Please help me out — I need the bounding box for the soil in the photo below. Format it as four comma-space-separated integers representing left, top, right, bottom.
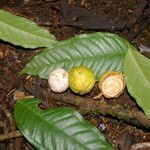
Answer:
0, 0, 150, 150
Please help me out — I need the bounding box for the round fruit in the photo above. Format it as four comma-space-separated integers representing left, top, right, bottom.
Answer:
98, 71, 125, 98
69, 66, 95, 95
48, 68, 68, 93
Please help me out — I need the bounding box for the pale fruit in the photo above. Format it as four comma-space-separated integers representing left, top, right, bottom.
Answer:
48, 68, 68, 93
98, 71, 125, 98
69, 66, 95, 95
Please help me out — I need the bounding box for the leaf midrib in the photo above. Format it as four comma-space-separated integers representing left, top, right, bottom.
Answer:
34, 50, 125, 68
0, 20, 56, 44
18, 101, 89, 150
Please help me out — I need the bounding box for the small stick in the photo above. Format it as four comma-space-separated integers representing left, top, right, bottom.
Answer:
25, 83, 150, 129
68, 0, 73, 5
0, 131, 22, 141
81, 0, 86, 6
130, 142, 150, 150
93, 93, 103, 100
48, 92, 150, 129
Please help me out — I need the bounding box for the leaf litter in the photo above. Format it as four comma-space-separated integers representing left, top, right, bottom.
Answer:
0, 0, 150, 149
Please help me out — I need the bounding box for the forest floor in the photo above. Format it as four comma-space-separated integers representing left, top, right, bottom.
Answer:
0, 0, 150, 149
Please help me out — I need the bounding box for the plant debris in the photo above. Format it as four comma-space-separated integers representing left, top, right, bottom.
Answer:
0, 0, 150, 149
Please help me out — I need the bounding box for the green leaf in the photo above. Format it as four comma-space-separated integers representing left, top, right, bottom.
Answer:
21, 32, 134, 80
14, 98, 113, 150
124, 49, 150, 118
0, 9, 56, 48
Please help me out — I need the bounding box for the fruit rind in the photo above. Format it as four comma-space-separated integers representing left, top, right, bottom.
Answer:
98, 71, 125, 98
69, 66, 95, 95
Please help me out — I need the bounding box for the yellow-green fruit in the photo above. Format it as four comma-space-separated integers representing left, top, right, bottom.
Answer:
69, 66, 95, 95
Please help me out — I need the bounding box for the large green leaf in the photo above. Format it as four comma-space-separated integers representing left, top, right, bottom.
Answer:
21, 32, 134, 80
14, 98, 113, 150
0, 9, 56, 48
124, 49, 150, 118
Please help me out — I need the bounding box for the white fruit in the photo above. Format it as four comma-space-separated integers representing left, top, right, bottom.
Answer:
48, 68, 68, 93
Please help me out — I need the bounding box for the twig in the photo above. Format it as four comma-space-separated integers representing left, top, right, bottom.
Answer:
81, 0, 86, 6
25, 83, 150, 129
0, 131, 22, 141
130, 142, 150, 150
47, 92, 150, 129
